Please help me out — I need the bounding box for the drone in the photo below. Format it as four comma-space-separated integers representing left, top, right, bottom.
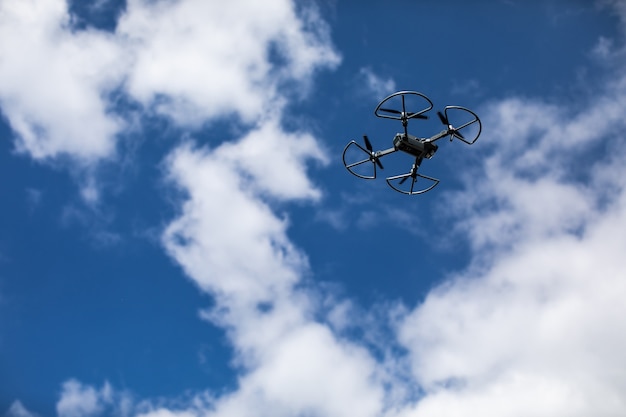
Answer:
342, 91, 482, 195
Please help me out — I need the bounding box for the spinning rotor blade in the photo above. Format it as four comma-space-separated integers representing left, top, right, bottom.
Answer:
380, 107, 401, 114
398, 173, 420, 194
438, 111, 466, 139
380, 108, 428, 119
437, 111, 449, 125
363, 135, 373, 152
363, 135, 384, 169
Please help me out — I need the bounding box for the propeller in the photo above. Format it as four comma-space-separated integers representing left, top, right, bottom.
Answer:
437, 111, 447, 125
363, 135, 384, 170
437, 111, 465, 140
380, 108, 428, 119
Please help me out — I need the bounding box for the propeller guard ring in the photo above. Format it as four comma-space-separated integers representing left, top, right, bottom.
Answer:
442, 106, 482, 144
342, 140, 378, 180
385, 172, 440, 195
374, 91, 433, 122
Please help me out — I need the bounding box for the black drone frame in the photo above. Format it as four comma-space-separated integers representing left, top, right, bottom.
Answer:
342, 91, 482, 195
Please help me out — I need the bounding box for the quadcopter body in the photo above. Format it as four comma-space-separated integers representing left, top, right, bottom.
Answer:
392, 132, 438, 159
342, 91, 482, 195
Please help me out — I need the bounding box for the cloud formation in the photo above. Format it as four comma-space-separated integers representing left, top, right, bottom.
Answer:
4, 1, 626, 417
393, 64, 626, 417
0, 0, 340, 162
155, 5, 626, 414
157, 119, 384, 417
0, 0, 125, 161
5, 401, 39, 417
118, 0, 339, 127
359, 67, 397, 99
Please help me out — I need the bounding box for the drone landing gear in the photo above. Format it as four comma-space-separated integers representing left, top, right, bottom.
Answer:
386, 157, 439, 195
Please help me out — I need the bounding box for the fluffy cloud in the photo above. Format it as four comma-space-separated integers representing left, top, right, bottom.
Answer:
359, 67, 397, 99
0, 0, 126, 161
124, 65, 626, 417
118, 0, 339, 127
161, 137, 310, 307
56, 380, 113, 417
5, 1, 626, 417
155, 60, 626, 417
5, 401, 39, 417
215, 118, 329, 201
396, 195, 626, 416
0, 0, 340, 162
394, 78, 626, 417
478, 75, 626, 176
158, 122, 383, 417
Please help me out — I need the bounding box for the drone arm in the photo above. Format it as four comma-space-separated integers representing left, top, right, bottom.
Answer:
342, 140, 398, 180
374, 147, 397, 159
343, 140, 376, 170
424, 130, 450, 143
344, 145, 396, 169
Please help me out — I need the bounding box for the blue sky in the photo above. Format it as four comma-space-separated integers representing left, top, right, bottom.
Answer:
2, 0, 626, 416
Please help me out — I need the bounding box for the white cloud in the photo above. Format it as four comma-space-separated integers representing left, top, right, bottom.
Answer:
448, 73, 626, 253
0, 0, 340, 163
5, 401, 39, 417
359, 67, 396, 99
223, 323, 382, 417
136, 410, 197, 417
7, 1, 626, 417
393, 71, 626, 417
161, 139, 310, 307
56, 380, 112, 417
591, 0, 626, 63
1, 3, 349, 414
159, 112, 383, 417
51, 379, 137, 417
20, 56, 626, 417
396, 202, 626, 415
592, 35, 616, 60
0, 0, 126, 162
216, 117, 329, 201
386, 5, 626, 413
116, 0, 339, 127
479, 77, 626, 178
